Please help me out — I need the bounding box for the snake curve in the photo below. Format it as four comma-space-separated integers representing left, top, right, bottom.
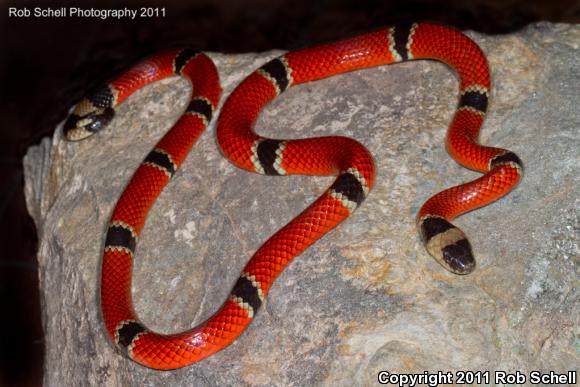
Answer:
64, 23, 522, 370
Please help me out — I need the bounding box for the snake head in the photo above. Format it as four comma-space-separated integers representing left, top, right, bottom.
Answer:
64, 85, 116, 141
439, 237, 475, 274
419, 215, 476, 275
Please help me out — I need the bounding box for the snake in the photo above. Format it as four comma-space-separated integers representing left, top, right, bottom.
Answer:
64, 22, 522, 370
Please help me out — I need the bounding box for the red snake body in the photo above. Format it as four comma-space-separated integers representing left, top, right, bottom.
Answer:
65, 23, 522, 370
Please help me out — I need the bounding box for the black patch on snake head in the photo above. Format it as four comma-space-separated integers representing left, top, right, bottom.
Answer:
442, 239, 475, 275
86, 107, 115, 133
64, 106, 115, 141
420, 216, 454, 243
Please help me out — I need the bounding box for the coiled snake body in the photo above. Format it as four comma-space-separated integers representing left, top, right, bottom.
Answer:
65, 23, 522, 370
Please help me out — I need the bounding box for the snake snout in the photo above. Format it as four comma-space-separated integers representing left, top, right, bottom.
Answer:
64, 101, 115, 141
441, 239, 475, 275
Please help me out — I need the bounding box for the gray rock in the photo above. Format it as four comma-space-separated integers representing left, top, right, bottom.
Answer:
24, 23, 579, 386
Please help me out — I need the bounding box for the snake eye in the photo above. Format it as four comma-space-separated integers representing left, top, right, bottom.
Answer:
64, 107, 115, 141
87, 108, 115, 133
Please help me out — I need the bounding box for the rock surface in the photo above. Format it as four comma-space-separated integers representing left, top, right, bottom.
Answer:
24, 23, 578, 386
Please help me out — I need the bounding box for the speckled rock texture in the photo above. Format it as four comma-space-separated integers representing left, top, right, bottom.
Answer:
24, 23, 578, 386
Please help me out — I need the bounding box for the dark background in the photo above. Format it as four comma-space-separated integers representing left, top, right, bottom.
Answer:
0, 0, 577, 385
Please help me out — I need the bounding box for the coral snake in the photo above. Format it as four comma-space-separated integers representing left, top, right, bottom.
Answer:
64, 22, 522, 370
